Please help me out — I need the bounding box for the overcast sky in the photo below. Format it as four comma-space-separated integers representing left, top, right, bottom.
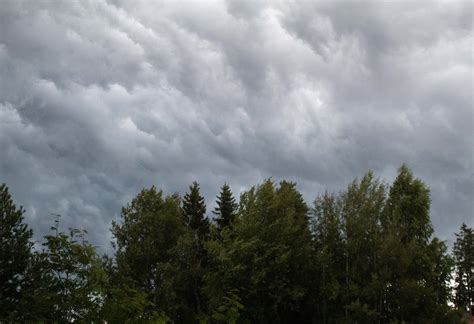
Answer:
0, 0, 472, 251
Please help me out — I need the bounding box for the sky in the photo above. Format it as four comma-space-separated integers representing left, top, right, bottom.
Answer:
0, 0, 472, 251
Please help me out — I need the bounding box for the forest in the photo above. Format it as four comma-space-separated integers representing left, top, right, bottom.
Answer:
1, 165, 473, 323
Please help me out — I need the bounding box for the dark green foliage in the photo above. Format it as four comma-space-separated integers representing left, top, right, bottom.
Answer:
311, 172, 387, 322
310, 168, 454, 323
206, 180, 314, 323
312, 192, 345, 322
182, 182, 212, 319
183, 181, 210, 241
33, 218, 106, 322
0, 184, 33, 320
112, 187, 183, 293
383, 164, 433, 244
98, 255, 170, 323
211, 289, 244, 324
340, 172, 386, 322
110, 186, 193, 320
379, 165, 453, 322
0, 166, 463, 322
213, 183, 238, 231
453, 223, 474, 311
8, 216, 107, 322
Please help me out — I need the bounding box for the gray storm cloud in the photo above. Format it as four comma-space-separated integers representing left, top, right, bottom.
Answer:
0, 0, 472, 250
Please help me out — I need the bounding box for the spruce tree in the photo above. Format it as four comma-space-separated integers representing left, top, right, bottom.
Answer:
182, 182, 210, 317
183, 182, 210, 241
453, 223, 474, 312
0, 184, 33, 320
213, 183, 237, 231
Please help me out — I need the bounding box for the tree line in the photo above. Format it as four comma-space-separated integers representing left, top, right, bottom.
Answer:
0, 165, 473, 323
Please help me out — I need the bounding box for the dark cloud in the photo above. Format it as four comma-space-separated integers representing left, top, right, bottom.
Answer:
0, 0, 472, 251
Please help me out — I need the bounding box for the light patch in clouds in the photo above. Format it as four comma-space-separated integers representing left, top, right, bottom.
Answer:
0, 0, 472, 251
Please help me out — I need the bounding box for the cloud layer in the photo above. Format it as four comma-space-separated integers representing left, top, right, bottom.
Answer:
0, 0, 472, 250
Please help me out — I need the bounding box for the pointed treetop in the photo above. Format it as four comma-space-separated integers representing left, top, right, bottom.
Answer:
183, 181, 209, 239
213, 182, 238, 231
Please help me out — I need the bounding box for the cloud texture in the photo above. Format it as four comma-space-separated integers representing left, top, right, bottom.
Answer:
0, 0, 472, 249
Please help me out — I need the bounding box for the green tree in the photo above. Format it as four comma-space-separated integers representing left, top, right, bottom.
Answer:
16, 216, 106, 322
0, 184, 33, 321
453, 223, 474, 311
211, 289, 244, 324
380, 165, 452, 322
111, 186, 193, 321
311, 172, 386, 323
310, 167, 454, 323
340, 172, 386, 322
181, 182, 211, 318
183, 181, 210, 241
99, 254, 170, 323
311, 192, 345, 323
206, 180, 314, 323
213, 183, 238, 232
384, 165, 433, 244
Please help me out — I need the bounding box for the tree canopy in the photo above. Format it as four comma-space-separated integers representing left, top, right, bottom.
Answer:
0, 184, 33, 320
0, 166, 469, 322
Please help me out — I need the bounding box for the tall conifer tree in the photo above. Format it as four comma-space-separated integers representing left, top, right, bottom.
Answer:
0, 184, 33, 320
182, 182, 210, 317
183, 182, 210, 241
213, 183, 237, 231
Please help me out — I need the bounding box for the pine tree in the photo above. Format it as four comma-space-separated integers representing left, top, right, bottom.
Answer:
183, 182, 210, 241
453, 223, 474, 312
0, 184, 33, 320
182, 182, 211, 317
213, 183, 237, 231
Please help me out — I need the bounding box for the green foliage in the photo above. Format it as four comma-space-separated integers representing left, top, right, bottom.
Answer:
0, 184, 33, 320
183, 181, 210, 241
111, 186, 190, 320
311, 172, 387, 322
211, 289, 244, 324
181, 182, 212, 319
206, 180, 314, 323
379, 165, 452, 322
100, 284, 169, 323
340, 172, 387, 321
213, 183, 238, 232
453, 223, 474, 311
384, 164, 433, 244
31, 216, 106, 322
310, 168, 454, 323
0, 166, 462, 322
